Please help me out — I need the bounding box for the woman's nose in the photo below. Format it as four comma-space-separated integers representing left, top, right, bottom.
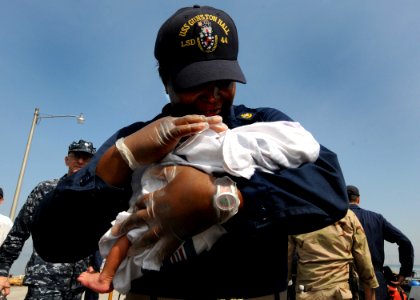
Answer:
203, 85, 220, 103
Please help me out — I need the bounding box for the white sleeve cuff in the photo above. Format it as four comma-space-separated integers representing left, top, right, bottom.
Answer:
115, 137, 141, 171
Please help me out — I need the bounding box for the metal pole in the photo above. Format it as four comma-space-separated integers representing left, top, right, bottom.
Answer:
10, 108, 39, 221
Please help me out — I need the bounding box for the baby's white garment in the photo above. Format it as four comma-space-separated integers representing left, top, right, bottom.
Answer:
171, 120, 320, 179
99, 211, 227, 293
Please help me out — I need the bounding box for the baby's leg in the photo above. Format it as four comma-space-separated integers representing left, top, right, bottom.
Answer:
78, 269, 112, 294
78, 235, 131, 293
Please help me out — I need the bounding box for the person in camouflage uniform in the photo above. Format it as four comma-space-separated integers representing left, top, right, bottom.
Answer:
0, 140, 98, 300
288, 209, 379, 300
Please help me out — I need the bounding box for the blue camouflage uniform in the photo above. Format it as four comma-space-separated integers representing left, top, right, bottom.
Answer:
0, 177, 93, 300
32, 104, 348, 299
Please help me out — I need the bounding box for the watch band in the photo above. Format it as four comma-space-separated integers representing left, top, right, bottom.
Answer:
213, 176, 240, 224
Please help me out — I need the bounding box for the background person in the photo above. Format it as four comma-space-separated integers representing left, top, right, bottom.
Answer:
347, 185, 414, 300
31, 5, 349, 300
288, 209, 379, 300
0, 140, 99, 300
0, 188, 13, 246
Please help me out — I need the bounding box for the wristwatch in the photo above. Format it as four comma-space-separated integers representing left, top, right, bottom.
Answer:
213, 176, 240, 224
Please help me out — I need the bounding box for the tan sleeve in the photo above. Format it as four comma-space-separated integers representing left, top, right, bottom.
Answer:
350, 210, 379, 288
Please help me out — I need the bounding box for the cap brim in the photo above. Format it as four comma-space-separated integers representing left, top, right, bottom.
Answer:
69, 150, 94, 155
172, 60, 246, 90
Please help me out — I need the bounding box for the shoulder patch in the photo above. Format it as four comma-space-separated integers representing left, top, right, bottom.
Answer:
237, 112, 255, 120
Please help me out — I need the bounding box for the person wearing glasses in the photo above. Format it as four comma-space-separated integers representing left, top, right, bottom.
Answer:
0, 140, 99, 300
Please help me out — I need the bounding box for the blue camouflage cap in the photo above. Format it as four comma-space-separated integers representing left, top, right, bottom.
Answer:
68, 140, 96, 155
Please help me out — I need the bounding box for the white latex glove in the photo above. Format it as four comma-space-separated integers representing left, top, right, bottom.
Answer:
118, 165, 218, 262
124, 115, 224, 165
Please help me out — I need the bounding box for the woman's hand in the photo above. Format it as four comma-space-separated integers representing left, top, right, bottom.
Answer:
96, 115, 222, 186
125, 115, 223, 165
0, 276, 10, 297
118, 165, 218, 260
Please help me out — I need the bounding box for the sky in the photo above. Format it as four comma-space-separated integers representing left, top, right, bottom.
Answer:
1, 0, 419, 275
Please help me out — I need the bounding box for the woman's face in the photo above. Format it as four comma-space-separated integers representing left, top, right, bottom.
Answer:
166, 80, 236, 117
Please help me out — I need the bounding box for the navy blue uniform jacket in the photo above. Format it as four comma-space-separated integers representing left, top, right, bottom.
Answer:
32, 104, 348, 299
349, 203, 414, 277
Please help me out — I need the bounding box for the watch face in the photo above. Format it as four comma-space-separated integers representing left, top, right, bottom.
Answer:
216, 193, 238, 211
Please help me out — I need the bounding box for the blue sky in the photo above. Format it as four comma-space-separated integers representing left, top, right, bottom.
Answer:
1, 1, 419, 275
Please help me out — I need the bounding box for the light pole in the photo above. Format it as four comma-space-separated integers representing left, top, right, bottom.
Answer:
10, 107, 85, 221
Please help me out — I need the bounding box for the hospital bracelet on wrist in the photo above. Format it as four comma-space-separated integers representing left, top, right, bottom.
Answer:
115, 137, 141, 171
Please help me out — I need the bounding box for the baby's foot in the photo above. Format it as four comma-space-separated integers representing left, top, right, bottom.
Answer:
78, 271, 114, 293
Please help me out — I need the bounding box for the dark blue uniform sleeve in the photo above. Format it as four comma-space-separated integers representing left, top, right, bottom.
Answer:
382, 218, 414, 277
31, 122, 148, 263
32, 105, 348, 264
232, 145, 348, 235
227, 105, 348, 235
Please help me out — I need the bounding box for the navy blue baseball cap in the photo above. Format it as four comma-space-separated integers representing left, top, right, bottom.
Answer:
154, 5, 246, 90
347, 185, 360, 196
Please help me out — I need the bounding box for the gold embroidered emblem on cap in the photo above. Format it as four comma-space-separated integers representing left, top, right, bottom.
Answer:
178, 14, 230, 52
196, 20, 218, 53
